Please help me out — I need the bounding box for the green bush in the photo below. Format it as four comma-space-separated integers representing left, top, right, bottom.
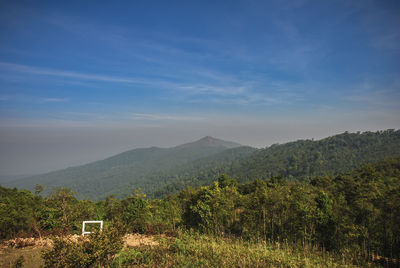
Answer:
110, 248, 144, 267
41, 224, 124, 268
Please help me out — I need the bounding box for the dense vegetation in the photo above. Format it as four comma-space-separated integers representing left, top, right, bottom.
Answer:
1, 157, 399, 266
3, 130, 400, 200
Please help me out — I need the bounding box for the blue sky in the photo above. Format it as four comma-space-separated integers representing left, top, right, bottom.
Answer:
0, 0, 400, 175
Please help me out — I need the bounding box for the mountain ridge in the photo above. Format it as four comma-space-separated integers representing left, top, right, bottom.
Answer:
150, 129, 400, 197
174, 136, 241, 149
3, 130, 400, 200
2, 136, 248, 199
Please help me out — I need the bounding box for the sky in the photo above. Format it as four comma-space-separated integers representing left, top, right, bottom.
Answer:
0, 0, 399, 176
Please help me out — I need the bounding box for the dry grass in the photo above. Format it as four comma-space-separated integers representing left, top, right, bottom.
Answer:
0, 247, 44, 268
111, 232, 359, 267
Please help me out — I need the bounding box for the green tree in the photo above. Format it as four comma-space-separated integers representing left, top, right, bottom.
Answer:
185, 179, 238, 234
45, 188, 78, 233
121, 191, 150, 233
104, 195, 123, 222
315, 191, 334, 250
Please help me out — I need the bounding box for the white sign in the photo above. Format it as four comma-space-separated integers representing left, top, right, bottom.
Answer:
82, 220, 103, 236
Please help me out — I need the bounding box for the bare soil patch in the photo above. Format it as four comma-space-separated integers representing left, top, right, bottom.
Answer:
123, 233, 159, 247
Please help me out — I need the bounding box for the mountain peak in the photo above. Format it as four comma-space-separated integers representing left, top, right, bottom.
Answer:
176, 136, 241, 149
199, 136, 217, 142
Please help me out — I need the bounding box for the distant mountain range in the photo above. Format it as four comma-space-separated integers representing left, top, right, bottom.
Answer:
3, 130, 400, 200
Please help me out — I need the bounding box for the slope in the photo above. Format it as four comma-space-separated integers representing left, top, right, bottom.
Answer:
111, 145, 257, 199
2, 136, 244, 200
154, 129, 400, 196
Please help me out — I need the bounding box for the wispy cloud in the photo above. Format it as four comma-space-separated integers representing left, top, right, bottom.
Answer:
344, 80, 400, 109
0, 11, 314, 107
178, 84, 246, 96
131, 113, 204, 122
0, 62, 144, 84
0, 94, 70, 104
0, 61, 296, 107
0, 62, 247, 96
40, 98, 69, 103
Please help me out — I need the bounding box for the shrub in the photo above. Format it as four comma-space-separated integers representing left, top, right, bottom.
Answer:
41, 224, 124, 268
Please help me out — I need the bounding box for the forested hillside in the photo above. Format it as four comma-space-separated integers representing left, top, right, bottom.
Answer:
113, 145, 257, 199
2, 136, 247, 200
231, 129, 400, 179
155, 129, 400, 196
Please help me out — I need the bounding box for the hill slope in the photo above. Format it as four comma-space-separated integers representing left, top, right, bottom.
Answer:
153, 129, 400, 196
229, 129, 400, 180
2, 136, 246, 200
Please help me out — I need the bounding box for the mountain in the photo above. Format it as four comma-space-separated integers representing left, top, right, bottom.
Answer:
117, 145, 257, 198
2, 136, 248, 200
4, 130, 400, 200
175, 136, 241, 149
227, 129, 400, 180
152, 129, 400, 196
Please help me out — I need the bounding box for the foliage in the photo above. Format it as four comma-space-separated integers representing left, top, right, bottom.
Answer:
184, 179, 238, 234
0, 187, 39, 239
147, 195, 182, 234
121, 191, 150, 233
41, 224, 124, 268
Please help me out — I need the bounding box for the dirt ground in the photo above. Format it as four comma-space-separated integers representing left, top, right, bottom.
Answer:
0, 234, 159, 267
124, 233, 159, 247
